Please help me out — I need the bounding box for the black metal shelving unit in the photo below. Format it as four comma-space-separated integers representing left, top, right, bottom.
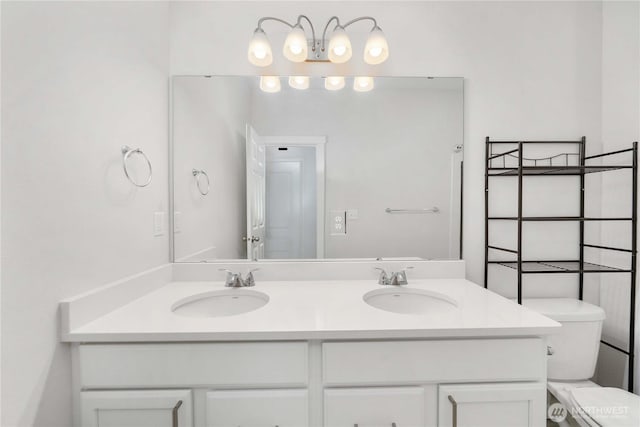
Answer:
484, 137, 638, 392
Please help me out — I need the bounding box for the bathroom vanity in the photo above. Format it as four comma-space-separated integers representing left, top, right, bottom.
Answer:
57, 76, 556, 427
61, 262, 558, 427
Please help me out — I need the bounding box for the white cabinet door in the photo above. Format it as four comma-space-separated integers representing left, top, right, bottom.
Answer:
438, 383, 546, 427
324, 387, 426, 427
206, 389, 308, 427
81, 390, 193, 427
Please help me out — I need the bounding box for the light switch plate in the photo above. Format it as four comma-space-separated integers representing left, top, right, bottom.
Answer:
153, 212, 165, 236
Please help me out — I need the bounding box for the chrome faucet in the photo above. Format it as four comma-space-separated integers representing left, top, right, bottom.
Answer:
375, 267, 413, 286
219, 269, 259, 287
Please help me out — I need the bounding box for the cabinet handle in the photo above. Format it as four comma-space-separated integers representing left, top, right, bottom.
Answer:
172, 400, 183, 427
447, 395, 457, 427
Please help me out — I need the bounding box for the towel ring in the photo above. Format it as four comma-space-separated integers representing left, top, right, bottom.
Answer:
121, 146, 152, 187
192, 169, 210, 195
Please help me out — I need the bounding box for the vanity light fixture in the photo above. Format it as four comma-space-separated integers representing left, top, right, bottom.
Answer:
325, 76, 346, 91
353, 76, 374, 92
248, 15, 389, 65
288, 76, 310, 90
259, 76, 281, 93
283, 24, 309, 62
247, 28, 273, 66
327, 26, 352, 63
364, 27, 389, 64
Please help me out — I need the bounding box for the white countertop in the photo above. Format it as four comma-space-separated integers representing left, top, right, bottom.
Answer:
62, 279, 559, 342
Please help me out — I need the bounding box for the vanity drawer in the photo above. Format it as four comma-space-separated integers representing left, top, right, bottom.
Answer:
79, 342, 308, 388
322, 338, 545, 385
206, 389, 308, 427
324, 387, 426, 427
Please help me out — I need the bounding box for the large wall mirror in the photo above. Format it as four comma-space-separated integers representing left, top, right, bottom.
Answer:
171, 76, 463, 262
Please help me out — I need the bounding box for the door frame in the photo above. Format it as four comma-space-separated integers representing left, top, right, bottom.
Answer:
262, 136, 327, 259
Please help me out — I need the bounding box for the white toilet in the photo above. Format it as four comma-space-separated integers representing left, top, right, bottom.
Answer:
522, 298, 640, 427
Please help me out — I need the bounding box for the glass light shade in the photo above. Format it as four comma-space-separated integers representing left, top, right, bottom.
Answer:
260, 76, 281, 93
353, 76, 374, 92
363, 27, 389, 65
247, 29, 273, 67
289, 76, 310, 90
283, 25, 308, 62
324, 76, 345, 91
327, 27, 352, 64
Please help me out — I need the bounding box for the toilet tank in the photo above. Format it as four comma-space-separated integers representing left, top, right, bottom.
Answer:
522, 298, 605, 381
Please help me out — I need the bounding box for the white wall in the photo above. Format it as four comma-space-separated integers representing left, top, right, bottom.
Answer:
1, 2, 170, 426
250, 82, 462, 259
597, 0, 640, 393
170, 0, 603, 283
172, 77, 250, 261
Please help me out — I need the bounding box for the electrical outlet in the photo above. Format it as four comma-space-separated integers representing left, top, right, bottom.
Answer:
153, 212, 165, 237
330, 210, 347, 235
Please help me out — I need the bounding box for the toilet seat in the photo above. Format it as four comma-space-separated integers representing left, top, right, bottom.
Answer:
547, 381, 640, 427
548, 381, 600, 427
570, 387, 640, 427
566, 390, 600, 427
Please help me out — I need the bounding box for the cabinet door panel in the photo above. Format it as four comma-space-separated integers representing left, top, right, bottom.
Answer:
438, 383, 546, 427
206, 389, 308, 427
324, 387, 426, 427
81, 390, 193, 427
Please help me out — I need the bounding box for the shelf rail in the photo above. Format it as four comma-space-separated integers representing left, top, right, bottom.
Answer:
484, 137, 637, 392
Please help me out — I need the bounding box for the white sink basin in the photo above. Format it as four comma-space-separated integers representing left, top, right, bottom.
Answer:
172, 289, 269, 318
363, 287, 457, 315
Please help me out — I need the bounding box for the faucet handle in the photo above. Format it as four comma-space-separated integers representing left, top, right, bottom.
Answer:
390, 272, 407, 286
219, 269, 241, 287
244, 268, 259, 287
374, 267, 389, 285
390, 267, 413, 286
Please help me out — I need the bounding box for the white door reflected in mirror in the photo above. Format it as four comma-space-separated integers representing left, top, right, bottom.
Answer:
245, 125, 266, 260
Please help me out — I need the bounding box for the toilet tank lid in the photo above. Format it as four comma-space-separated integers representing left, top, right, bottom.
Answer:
522, 298, 606, 322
